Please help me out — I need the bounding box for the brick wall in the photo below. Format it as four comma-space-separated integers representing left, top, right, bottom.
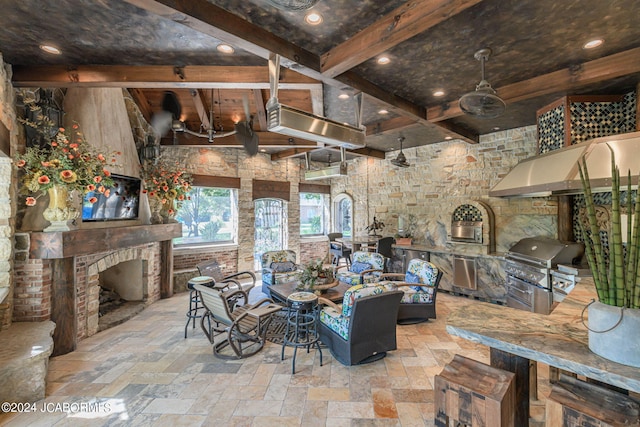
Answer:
173, 246, 239, 277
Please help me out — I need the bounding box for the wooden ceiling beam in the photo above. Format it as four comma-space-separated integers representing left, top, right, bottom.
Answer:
191, 89, 211, 130
120, 0, 478, 144
270, 148, 316, 161
366, 116, 418, 136
427, 46, 640, 122
11, 65, 321, 89
161, 131, 320, 148
252, 89, 267, 131
321, 0, 483, 78
128, 88, 154, 123
324, 146, 386, 160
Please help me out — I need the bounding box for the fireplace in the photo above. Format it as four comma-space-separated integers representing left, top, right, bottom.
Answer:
12, 224, 181, 355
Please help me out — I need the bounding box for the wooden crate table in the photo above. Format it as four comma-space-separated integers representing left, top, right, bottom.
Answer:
435, 354, 515, 427
546, 374, 640, 427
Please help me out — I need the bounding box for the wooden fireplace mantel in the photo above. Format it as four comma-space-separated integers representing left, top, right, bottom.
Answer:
29, 223, 182, 259
27, 223, 182, 356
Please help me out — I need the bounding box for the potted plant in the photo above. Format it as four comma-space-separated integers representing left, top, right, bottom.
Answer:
14, 108, 119, 231
140, 159, 192, 223
578, 145, 640, 367
297, 259, 335, 293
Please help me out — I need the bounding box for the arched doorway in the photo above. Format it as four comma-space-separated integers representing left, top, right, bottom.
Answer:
333, 193, 353, 237
254, 198, 288, 270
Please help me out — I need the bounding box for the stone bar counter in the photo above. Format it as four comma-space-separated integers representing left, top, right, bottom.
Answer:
446, 278, 640, 425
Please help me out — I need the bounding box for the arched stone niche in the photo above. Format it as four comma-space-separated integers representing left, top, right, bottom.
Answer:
450, 201, 495, 253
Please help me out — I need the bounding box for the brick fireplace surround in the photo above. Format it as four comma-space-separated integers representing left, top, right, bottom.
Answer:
12, 224, 180, 356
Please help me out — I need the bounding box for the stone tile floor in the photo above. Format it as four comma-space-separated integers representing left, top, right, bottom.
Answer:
0, 290, 551, 426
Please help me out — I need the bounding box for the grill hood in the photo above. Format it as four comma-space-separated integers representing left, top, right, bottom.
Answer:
507, 237, 584, 267
489, 131, 640, 198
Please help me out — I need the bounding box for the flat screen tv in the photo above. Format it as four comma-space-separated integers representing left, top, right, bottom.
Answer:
82, 174, 142, 222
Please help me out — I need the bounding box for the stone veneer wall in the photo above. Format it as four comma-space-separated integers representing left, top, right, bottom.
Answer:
165, 147, 318, 272
0, 54, 18, 330
331, 126, 558, 254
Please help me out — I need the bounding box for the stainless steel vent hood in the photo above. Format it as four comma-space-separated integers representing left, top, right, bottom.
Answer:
489, 131, 640, 198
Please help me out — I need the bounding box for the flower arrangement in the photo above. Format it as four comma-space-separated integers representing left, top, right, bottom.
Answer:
140, 159, 192, 217
14, 121, 119, 206
297, 258, 334, 289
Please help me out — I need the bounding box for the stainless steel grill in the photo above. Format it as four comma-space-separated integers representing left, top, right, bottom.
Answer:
504, 237, 584, 314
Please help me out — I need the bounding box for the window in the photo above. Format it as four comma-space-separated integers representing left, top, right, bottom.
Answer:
334, 193, 353, 237
300, 192, 327, 236
174, 187, 238, 246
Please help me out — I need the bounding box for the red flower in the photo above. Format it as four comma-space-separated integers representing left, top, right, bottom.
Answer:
103, 169, 111, 177
37, 175, 50, 184
69, 143, 79, 149
25, 197, 36, 206
72, 124, 79, 129
142, 189, 148, 194
88, 196, 98, 204
87, 184, 96, 191
162, 185, 169, 192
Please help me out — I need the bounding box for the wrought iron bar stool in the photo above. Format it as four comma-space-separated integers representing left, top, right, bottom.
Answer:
281, 291, 323, 374
184, 275, 215, 338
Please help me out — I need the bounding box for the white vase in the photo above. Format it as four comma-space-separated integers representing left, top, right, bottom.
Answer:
588, 301, 640, 368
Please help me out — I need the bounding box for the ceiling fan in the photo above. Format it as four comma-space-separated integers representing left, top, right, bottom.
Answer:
391, 136, 410, 168
234, 93, 259, 157
458, 48, 506, 119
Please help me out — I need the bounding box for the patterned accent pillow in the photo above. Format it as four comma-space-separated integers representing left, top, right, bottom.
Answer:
405, 272, 420, 283
270, 261, 295, 273
351, 262, 372, 274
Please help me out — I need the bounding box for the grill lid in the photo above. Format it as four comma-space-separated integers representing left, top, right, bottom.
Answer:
507, 237, 584, 267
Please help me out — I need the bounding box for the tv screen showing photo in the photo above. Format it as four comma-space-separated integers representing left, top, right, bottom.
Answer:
82, 174, 141, 222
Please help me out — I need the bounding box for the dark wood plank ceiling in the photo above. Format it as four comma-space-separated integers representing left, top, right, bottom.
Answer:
2, 0, 640, 162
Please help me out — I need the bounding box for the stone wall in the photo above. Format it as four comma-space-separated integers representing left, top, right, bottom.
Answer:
331, 126, 558, 254
0, 54, 18, 330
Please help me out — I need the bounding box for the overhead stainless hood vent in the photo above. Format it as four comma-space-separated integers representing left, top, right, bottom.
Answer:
267, 103, 366, 150
304, 149, 348, 181
266, 53, 366, 150
489, 131, 640, 198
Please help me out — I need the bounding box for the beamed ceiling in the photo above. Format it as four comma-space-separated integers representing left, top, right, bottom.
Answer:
1, 0, 640, 162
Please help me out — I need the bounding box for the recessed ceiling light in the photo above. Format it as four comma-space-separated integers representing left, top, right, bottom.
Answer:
492, 126, 501, 131
338, 93, 350, 100
39, 44, 61, 55
305, 12, 323, 25
217, 44, 235, 54
378, 109, 389, 115
377, 56, 390, 65
433, 90, 445, 97
444, 136, 453, 140
583, 38, 604, 49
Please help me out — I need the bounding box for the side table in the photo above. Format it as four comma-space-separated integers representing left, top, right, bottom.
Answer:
281, 291, 323, 374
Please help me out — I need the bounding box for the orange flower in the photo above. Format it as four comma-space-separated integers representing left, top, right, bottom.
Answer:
59, 127, 65, 132
142, 189, 148, 194
72, 124, 79, 129
15, 159, 26, 167
37, 175, 50, 184
88, 196, 98, 204
87, 184, 96, 191
104, 189, 111, 198
69, 143, 79, 149
161, 198, 167, 204
68, 154, 74, 160
168, 209, 175, 215
103, 169, 111, 177
162, 185, 169, 192
25, 197, 36, 206
60, 170, 77, 183
97, 154, 105, 161
97, 185, 106, 194
93, 176, 102, 183
178, 194, 184, 201
41, 161, 50, 167
51, 141, 58, 147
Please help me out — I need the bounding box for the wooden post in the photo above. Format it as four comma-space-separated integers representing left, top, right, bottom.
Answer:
50, 257, 77, 357
557, 195, 573, 242
160, 239, 174, 298
490, 348, 530, 427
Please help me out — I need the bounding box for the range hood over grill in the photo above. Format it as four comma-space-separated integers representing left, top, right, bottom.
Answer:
490, 131, 640, 198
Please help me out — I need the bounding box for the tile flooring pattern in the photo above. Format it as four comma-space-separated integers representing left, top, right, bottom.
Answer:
0, 291, 549, 426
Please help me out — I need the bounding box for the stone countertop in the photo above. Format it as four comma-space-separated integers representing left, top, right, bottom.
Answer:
392, 244, 504, 259
446, 279, 640, 393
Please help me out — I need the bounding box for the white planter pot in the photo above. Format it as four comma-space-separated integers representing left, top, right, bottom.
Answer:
588, 301, 640, 368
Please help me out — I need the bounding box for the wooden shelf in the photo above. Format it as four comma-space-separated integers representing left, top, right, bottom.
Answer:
29, 223, 182, 259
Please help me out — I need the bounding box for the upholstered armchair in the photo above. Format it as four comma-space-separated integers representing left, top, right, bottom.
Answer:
260, 250, 302, 294
376, 259, 443, 324
334, 251, 385, 286
317, 283, 403, 365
